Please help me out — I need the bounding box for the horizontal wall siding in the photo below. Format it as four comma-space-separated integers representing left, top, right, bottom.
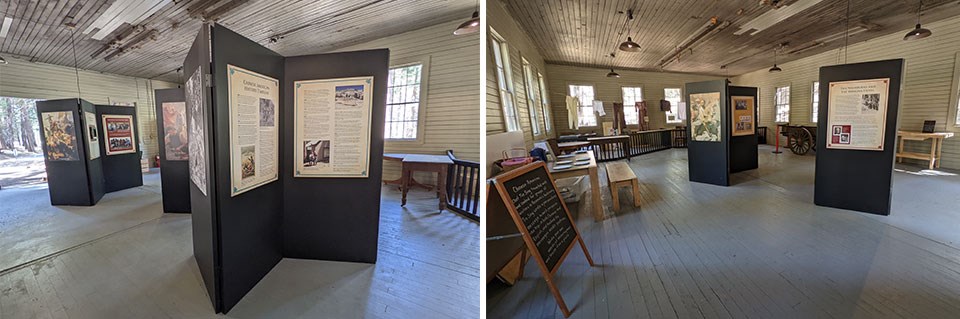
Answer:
732, 15, 960, 170
334, 19, 480, 181
487, 0, 555, 150
0, 56, 178, 165
545, 64, 721, 135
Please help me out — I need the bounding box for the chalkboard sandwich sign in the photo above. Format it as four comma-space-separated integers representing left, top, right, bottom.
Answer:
490, 161, 595, 317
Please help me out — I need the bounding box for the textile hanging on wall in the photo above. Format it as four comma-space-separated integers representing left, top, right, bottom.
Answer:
565, 96, 579, 130
612, 102, 626, 133
594, 100, 606, 116
637, 101, 649, 131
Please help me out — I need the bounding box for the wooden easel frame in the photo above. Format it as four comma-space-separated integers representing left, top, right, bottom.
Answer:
492, 161, 595, 318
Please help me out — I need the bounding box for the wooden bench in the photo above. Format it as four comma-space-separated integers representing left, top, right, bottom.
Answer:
605, 162, 641, 212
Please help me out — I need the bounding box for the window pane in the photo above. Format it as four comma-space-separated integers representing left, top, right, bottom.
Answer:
385, 64, 423, 139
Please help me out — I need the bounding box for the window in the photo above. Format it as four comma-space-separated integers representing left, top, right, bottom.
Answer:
522, 59, 541, 136
621, 87, 643, 125
384, 63, 423, 140
775, 86, 791, 123
664, 88, 683, 123
568, 84, 597, 127
811, 82, 820, 122
490, 30, 520, 132
537, 72, 552, 132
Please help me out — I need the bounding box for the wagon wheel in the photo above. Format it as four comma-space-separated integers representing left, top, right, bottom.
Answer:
788, 128, 813, 155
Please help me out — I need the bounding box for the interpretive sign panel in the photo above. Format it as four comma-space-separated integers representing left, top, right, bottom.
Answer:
826, 78, 889, 151
293, 76, 373, 178
102, 114, 136, 155
84, 111, 100, 160
227, 64, 280, 196
731, 96, 755, 136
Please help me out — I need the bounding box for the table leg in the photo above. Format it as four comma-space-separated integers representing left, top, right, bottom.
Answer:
936, 138, 944, 168
897, 136, 904, 163
928, 138, 936, 170
632, 179, 642, 207
437, 167, 448, 212
401, 166, 411, 207
589, 166, 602, 221
611, 183, 620, 213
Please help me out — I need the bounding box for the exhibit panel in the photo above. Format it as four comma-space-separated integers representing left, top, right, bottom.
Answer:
815, 59, 904, 216
729, 86, 760, 173
35, 99, 104, 206
282, 49, 388, 263
95, 105, 144, 192
155, 88, 190, 213
685, 79, 731, 186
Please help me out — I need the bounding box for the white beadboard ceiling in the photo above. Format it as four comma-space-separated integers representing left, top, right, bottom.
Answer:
500, 0, 960, 76
0, 0, 476, 82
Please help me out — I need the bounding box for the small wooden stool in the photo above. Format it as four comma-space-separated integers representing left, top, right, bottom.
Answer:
605, 162, 641, 212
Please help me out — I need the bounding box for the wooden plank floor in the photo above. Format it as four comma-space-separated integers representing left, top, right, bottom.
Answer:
488, 146, 960, 319
0, 185, 479, 318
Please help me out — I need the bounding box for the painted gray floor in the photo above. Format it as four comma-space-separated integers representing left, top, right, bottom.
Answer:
488, 145, 960, 319
0, 179, 479, 318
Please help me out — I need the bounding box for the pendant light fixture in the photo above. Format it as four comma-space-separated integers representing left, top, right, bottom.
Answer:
454, 0, 480, 35
903, 1, 932, 41
618, 9, 641, 52
768, 46, 782, 73
606, 68, 621, 78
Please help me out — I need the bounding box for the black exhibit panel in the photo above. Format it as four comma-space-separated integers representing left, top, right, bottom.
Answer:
209, 24, 285, 313
95, 105, 144, 192
183, 24, 219, 312
815, 59, 904, 216
282, 49, 388, 263
154, 88, 190, 213
685, 79, 730, 186
35, 98, 104, 206
728, 86, 759, 173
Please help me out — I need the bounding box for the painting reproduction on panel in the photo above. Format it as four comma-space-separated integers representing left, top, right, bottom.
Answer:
41, 111, 79, 161
689, 92, 721, 142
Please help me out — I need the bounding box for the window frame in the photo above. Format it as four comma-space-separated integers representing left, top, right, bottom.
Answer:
537, 72, 552, 133
567, 83, 598, 127
950, 52, 960, 129
620, 86, 643, 126
811, 81, 820, 123
774, 85, 791, 124
490, 28, 521, 132
521, 57, 542, 136
384, 60, 430, 143
664, 87, 684, 124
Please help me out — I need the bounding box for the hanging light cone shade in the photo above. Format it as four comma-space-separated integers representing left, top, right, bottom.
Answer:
903, 24, 932, 40
619, 37, 641, 52
454, 11, 480, 35
769, 64, 782, 73
606, 69, 621, 78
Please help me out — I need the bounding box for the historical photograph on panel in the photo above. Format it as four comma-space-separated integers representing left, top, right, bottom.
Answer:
302, 140, 331, 167
187, 67, 208, 196
162, 102, 188, 161
102, 114, 136, 155
826, 78, 889, 151
731, 96, 755, 136
259, 98, 275, 127
227, 64, 279, 196
335, 85, 364, 108
294, 77, 373, 178
84, 111, 100, 160
689, 92, 722, 142
41, 111, 80, 161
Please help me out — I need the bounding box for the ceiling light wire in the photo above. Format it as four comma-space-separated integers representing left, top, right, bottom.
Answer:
71, 26, 82, 100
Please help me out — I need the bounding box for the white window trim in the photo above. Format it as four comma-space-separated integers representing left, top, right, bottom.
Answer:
567, 82, 598, 127
774, 85, 791, 124
811, 81, 820, 123
620, 85, 643, 126
385, 59, 430, 144
664, 87, 684, 124
950, 52, 960, 130
521, 58, 542, 137
538, 72, 553, 133
490, 28, 521, 132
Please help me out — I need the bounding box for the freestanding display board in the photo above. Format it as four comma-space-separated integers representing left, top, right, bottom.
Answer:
95, 105, 143, 192
815, 59, 903, 215
685, 80, 730, 186
36, 99, 105, 206
728, 86, 759, 173
155, 88, 190, 213
185, 23, 387, 313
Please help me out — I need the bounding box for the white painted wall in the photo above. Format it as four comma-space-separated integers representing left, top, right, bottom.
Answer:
334, 18, 480, 181
0, 56, 178, 164
732, 15, 960, 170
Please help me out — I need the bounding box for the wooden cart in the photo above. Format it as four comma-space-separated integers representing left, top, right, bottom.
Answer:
779, 124, 818, 155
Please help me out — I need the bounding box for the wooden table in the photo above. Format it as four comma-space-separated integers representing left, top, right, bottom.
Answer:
401, 154, 454, 211
547, 151, 604, 221
556, 141, 590, 153
383, 153, 431, 190
896, 131, 955, 169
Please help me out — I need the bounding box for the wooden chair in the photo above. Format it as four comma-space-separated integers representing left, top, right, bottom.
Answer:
546, 138, 562, 157
605, 161, 641, 212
